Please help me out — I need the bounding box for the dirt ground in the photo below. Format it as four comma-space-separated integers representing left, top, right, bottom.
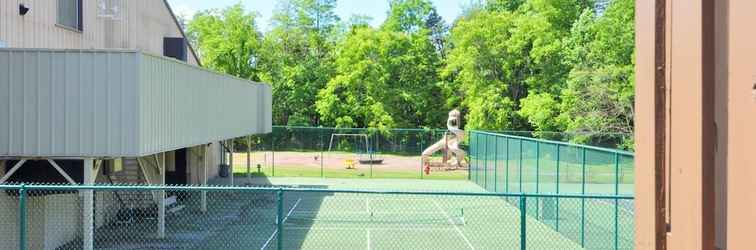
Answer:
232, 151, 438, 171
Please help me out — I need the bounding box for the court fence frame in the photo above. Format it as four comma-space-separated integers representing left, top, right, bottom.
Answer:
469, 130, 635, 195
469, 131, 636, 249
243, 126, 633, 181
245, 126, 455, 179
1, 184, 633, 250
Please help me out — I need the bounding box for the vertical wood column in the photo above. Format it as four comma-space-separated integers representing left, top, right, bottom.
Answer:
83, 159, 95, 250
247, 136, 252, 180
202, 145, 208, 213
635, 0, 667, 248
229, 139, 235, 186
158, 153, 166, 238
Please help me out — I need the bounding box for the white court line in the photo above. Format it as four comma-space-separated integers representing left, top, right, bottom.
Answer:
260, 198, 302, 250
289, 210, 445, 215
365, 197, 371, 214
317, 197, 439, 202
284, 227, 458, 231
432, 199, 475, 250
366, 229, 372, 250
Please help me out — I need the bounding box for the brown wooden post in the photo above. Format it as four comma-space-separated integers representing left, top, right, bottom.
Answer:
636, 0, 716, 249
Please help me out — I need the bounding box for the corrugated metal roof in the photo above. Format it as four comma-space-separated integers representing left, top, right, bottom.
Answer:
0, 49, 271, 158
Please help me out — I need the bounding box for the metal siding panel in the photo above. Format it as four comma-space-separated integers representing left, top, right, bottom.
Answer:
37, 52, 52, 155
64, 51, 79, 155
108, 52, 120, 155
93, 54, 108, 155
51, 51, 67, 155
0, 49, 268, 157
23, 51, 38, 155
80, 52, 95, 155
10, 52, 23, 154
137, 53, 269, 156
0, 51, 8, 155
265, 85, 273, 133
123, 52, 139, 157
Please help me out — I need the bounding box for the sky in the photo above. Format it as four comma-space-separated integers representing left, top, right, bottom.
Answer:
167, 0, 475, 31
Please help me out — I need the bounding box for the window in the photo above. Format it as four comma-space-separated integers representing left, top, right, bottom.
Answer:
57, 0, 82, 31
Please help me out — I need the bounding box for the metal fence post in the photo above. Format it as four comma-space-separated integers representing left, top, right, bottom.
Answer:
614, 152, 620, 250
320, 130, 324, 178
468, 132, 472, 181
555, 144, 561, 232
271, 133, 276, 177
535, 141, 540, 194
419, 131, 425, 179
19, 184, 27, 250
519, 139, 523, 192
276, 189, 284, 250
581, 147, 587, 248
494, 136, 498, 192
505, 137, 509, 193
483, 134, 488, 189
520, 196, 526, 250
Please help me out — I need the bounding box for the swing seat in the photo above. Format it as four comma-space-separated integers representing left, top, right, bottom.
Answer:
359, 159, 384, 164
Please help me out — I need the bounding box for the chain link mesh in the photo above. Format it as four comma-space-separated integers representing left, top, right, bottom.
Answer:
1, 184, 632, 250
469, 131, 635, 249
244, 126, 466, 180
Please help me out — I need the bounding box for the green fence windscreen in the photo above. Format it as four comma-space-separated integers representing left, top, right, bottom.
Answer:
469, 131, 635, 249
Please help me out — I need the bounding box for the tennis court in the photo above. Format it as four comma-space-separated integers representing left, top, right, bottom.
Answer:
266, 191, 583, 250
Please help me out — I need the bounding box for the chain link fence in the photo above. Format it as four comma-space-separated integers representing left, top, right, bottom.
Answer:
240, 126, 463, 180
469, 131, 635, 249
1, 184, 632, 250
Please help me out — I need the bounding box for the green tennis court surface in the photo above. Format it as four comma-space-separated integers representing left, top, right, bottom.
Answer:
265, 193, 582, 250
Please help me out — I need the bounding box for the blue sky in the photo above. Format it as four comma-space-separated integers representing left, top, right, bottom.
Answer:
167, 0, 474, 31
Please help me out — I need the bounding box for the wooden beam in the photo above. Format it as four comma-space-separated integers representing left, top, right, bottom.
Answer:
229, 139, 234, 186
46, 159, 77, 185
247, 136, 252, 180
82, 159, 94, 250
157, 153, 166, 238
0, 159, 27, 183
200, 145, 210, 213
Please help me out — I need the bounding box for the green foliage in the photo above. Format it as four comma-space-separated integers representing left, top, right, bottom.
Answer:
559, 0, 635, 148
518, 93, 563, 132
186, 0, 635, 149
382, 0, 435, 33
187, 4, 263, 81
258, 0, 340, 126
316, 27, 444, 129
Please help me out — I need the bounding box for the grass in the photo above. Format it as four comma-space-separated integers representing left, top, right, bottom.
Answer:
231, 164, 468, 180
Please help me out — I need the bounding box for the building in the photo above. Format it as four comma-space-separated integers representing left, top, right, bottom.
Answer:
0, 1, 271, 249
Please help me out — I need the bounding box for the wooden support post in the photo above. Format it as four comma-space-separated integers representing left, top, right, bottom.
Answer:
82, 159, 94, 250
0, 159, 27, 183
229, 139, 234, 186
247, 136, 252, 180
155, 153, 166, 239
201, 145, 208, 213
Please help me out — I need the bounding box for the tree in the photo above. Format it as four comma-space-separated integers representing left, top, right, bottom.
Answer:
442, 10, 520, 130
187, 4, 263, 81
382, 0, 435, 34
258, 0, 340, 126
559, 0, 635, 148
425, 9, 449, 58
316, 27, 444, 129
444, 0, 591, 131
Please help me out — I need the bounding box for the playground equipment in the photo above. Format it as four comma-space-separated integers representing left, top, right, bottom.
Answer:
421, 109, 468, 174
328, 133, 384, 168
